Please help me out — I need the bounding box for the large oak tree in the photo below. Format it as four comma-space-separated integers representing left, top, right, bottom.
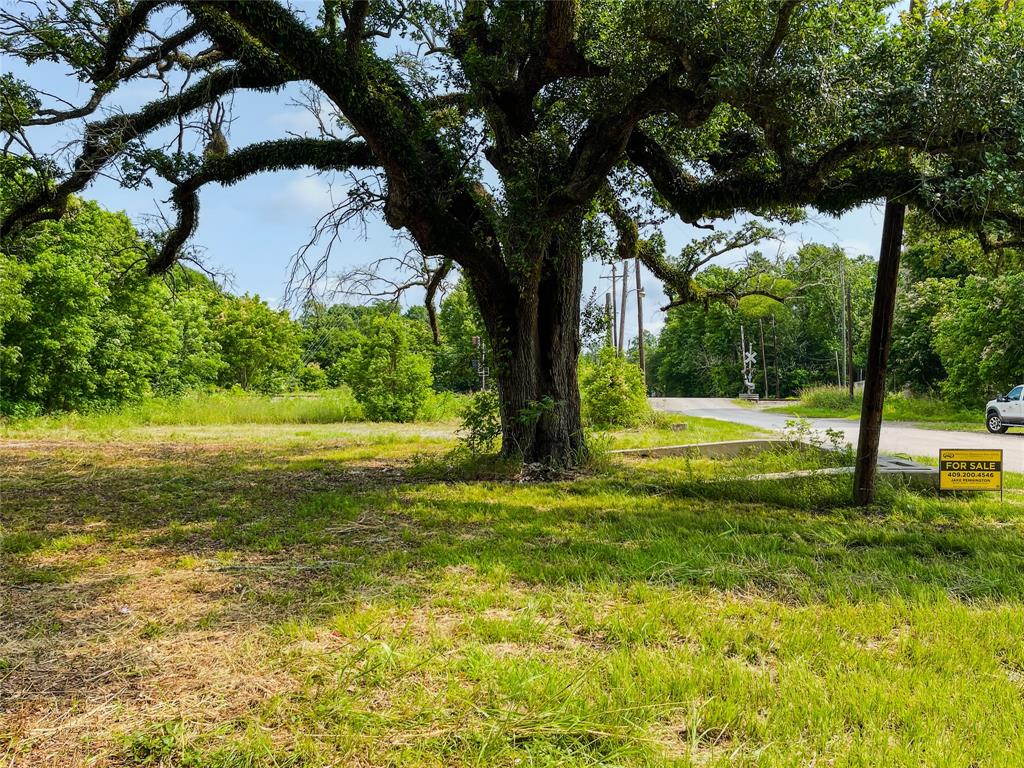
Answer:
3, 0, 1023, 464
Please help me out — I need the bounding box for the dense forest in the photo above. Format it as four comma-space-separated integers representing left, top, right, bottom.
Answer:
2, 192, 1021, 419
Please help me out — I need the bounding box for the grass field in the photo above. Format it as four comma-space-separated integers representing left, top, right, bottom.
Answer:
766, 386, 985, 431
0, 388, 465, 434
4, 402, 1024, 766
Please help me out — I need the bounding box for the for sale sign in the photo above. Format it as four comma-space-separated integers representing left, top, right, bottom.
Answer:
939, 449, 1003, 492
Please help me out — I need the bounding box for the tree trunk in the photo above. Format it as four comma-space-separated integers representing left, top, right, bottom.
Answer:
853, 200, 905, 505
472, 233, 586, 465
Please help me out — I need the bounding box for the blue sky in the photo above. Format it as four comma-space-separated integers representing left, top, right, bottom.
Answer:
5, 31, 887, 342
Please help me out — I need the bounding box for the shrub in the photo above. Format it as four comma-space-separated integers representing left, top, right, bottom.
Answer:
419, 391, 467, 421
296, 362, 329, 391
799, 385, 861, 411
342, 314, 434, 422
579, 348, 651, 429
458, 388, 502, 453
796, 385, 976, 424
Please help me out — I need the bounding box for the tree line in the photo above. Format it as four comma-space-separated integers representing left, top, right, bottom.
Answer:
631, 214, 1024, 408
1, 196, 297, 415
3, 188, 1021, 421
0, 192, 492, 420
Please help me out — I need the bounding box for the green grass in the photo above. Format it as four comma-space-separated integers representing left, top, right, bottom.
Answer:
767, 385, 983, 430
606, 412, 770, 449
0, 387, 466, 435
3, 409, 1024, 766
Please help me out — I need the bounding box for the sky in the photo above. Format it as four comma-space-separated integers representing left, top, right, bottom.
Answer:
4, 12, 889, 344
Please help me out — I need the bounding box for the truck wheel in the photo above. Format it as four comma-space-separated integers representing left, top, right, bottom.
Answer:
987, 412, 1008, 434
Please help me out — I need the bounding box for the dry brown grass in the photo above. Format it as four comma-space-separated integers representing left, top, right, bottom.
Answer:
0, 432, 426, 766
2, 554, 304, 765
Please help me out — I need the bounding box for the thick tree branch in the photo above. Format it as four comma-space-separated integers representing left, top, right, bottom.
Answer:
193, 1, 510, 295
762, 0, 800, 65
627, 129, 921, 223
424, 257, 453, 344
453, 0, 609, 179
92, 0, 166, 82
547, 79, 709, 217
601, 188, 785, 311
2, 64, 290, 238
345, 0, 370, 65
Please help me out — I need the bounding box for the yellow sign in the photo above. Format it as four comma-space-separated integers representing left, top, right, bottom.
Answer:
939, 449, 1003, 492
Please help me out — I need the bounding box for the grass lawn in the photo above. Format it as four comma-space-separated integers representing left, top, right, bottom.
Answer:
765, 386, 986, 432
3, 406, 1024, 766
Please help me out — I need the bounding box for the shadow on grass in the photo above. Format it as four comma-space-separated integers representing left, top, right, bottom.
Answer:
4, 441, 1024, 610
6, 439, 1024, 767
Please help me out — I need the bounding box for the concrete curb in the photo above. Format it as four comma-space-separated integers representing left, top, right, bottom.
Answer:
610, 438, 820, 459
746, 465, 939, 490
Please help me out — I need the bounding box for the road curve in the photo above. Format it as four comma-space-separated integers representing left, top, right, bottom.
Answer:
650, 397, 1024, 474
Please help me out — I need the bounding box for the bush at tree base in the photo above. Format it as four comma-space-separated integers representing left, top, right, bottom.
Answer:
458, 388, 502, 454
579, 348, 651, 429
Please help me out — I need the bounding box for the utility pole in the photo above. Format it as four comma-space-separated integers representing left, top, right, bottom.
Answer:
759, 318, 769, 398
853, 200, 906, 505
618, 258, 629, 356
845, 276, 855, 398
853, 0, 916, 506
771, 314, 781, 399
605, 292, 614, 349
838, 256, 847, 388
610, 264, 618, 351
634, 258, 646, 382
836, 350, 842, 387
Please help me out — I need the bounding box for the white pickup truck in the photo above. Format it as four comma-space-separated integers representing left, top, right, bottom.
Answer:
986, 385, 1024, 433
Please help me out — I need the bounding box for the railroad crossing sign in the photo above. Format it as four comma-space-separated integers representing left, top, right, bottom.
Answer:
939, 448, 1003, 496
739, 325, 757, 399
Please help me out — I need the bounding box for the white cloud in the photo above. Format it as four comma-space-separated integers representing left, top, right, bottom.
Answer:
281, 175, 335, 213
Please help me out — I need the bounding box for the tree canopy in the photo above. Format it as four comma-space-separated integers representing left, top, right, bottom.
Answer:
4, 0, 1023, 461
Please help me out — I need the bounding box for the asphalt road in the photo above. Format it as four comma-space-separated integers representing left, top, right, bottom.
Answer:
650, 397, 1024, 474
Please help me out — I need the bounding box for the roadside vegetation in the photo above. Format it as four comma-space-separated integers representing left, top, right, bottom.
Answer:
4, 191, 1019, 441
0, 388, 464, 434
3, 403, 1023, 767
644, 214, 1023, 418
766, 386, 982, 430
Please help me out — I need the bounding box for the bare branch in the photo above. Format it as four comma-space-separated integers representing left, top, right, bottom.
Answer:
150, 138, 379, 274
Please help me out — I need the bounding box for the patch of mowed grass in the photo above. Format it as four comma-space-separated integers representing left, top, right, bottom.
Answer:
4, 422, 1024, 766
605, 412, 770, 449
